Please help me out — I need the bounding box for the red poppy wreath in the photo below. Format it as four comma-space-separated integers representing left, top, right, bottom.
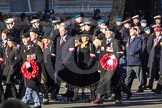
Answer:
21, 60, 39, 80
100, 53, 118, 71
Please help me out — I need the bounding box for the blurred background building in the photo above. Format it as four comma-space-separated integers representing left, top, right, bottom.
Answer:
0, 0, 162, 19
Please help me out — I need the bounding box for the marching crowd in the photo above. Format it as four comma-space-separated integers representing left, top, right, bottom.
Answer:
0, 9, 162, 108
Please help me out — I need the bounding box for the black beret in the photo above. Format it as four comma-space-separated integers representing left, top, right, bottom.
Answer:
42, 35, 51, 39
22, 33, 30, 38
79, 31, 92, 38
29, 28, 38, 34
8, 36, 17, 42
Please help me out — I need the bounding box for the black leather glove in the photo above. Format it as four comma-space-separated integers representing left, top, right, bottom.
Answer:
27, 67, 33, 72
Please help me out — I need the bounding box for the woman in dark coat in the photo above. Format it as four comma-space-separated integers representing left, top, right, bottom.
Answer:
60, 34, 100, 102
76, 33, 99, 101
3, 36, 19, 99
0, 47, 4, 103
41, 36, 57, 100
0, 29, 10, 102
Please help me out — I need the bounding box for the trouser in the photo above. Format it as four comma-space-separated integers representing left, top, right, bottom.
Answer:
96, 70, 121, 100
148, 64, 160, 88
142, 65, 149, 87
18, 78, 25, 98
22, 87, 40, 107
46, 74, 58, 99
51, 83, 60, 98
40, 83, 48, 100
111, 70, 121, 100
125, 66, 144, 90
0, 84, 4, 102
4, 83, 17, 99
155, 75, 162, 90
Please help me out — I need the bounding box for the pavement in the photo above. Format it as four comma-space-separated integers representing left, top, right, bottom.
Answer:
40, 79, 162, 108
1, 79, 162, 108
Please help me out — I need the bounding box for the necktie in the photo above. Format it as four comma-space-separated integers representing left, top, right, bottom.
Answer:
154, 37, 159, 47
106, 39, 110, 45
130, 38, 133, 43
60, 37, 63, 45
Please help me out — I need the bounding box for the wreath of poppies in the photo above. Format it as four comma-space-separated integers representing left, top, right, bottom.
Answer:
100, 53, 118, 71
21, 60, 39, 80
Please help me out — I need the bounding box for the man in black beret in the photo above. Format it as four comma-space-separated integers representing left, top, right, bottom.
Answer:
5, 18, 20, 44
30, 18, 44, 39
13, 32, 43, 108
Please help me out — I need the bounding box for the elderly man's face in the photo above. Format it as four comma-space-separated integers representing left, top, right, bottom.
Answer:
155, 19, 161, 24
133, 18, 139, 24
155, 31, 161, 37
30, 32, 38, 41
129, 28, 136, 36
59, 26, 67, 37
22, 38, 30, 45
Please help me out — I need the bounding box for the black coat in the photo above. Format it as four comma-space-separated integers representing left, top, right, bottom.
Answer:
77, 42, 96, 70
55, 35, 72, 73
110, 24, 122, 41
98, 36, 122, 71
160, 43, 162, 74
147, 36, 162, 68
140, 34, 149, 66
0, 41, 7, 82
0, 47, 4, 82
97, 36, 122, 93
120, 27, 130, 45
147, 34, 156, 55
43, 43, 55, 81
14, 44, 43, 88
57, 38, 99, 87
49, 29, 59, 43
76, 41, 99, 87
3, 47, 19, 83
70, 21, 80, 36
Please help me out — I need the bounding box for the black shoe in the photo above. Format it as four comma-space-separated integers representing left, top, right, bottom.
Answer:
33, 105, 41, 108
70, 98, 78, 103
136, 89, 144, 93
43, 101, 49, 105
152, 89, 161, 94
62, 90, 73, 98
126, 92, 132, 100
143, 86, 147, 90
50, 96, 58, 101
82, 92, 86, 98
146, 85, 152, 90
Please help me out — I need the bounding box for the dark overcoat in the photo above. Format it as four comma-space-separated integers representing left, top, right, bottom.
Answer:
97, 36, 122, 93
13, 44, 43, 88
